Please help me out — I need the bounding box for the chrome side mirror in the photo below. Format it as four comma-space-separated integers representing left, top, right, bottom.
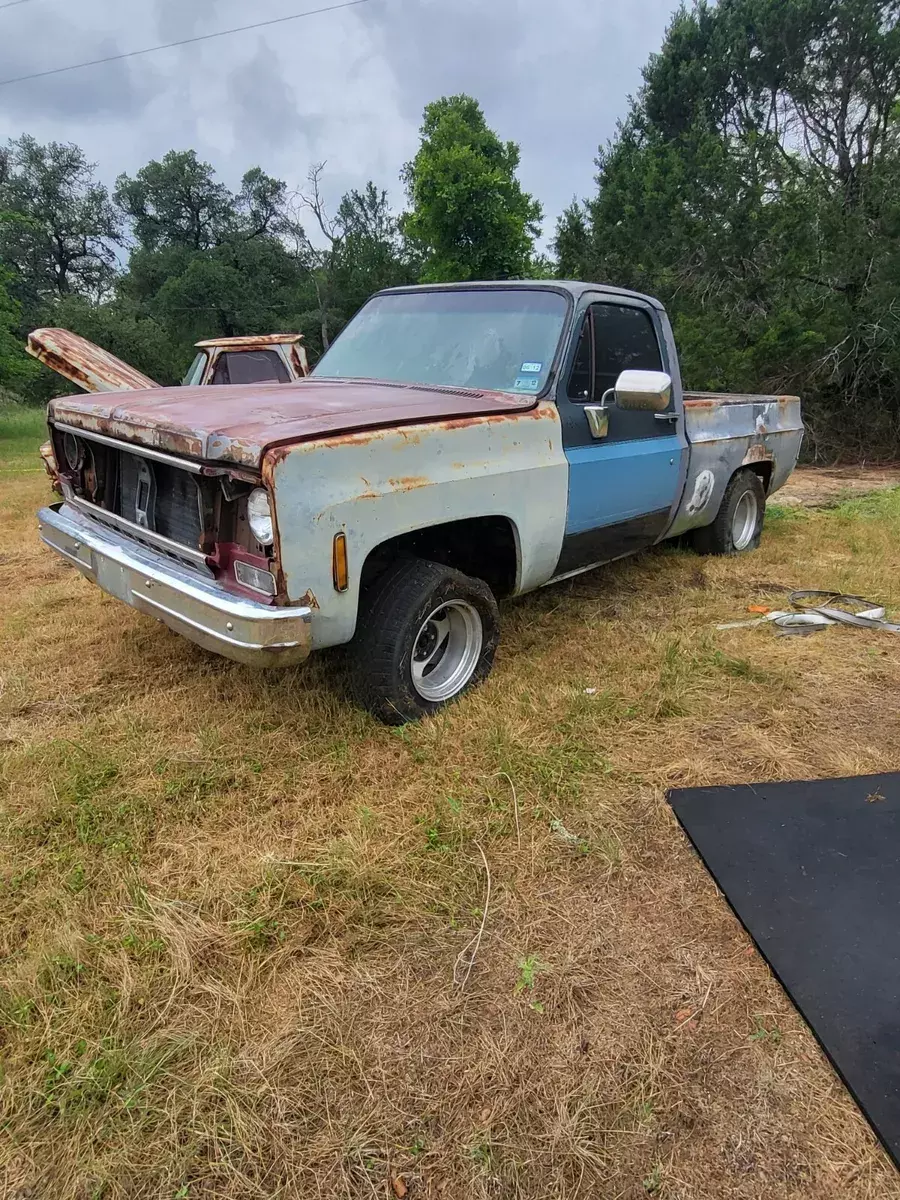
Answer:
614, 369, 672, 412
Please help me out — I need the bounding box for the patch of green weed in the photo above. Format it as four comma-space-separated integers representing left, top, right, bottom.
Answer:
643, 1163, 663, 1193
514, 955, 547, 994
749, 1016, 782, 1045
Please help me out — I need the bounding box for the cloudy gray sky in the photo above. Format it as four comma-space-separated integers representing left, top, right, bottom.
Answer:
0, 0, 676, 242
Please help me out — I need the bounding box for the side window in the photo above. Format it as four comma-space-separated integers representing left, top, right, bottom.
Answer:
566, 315, 593, 401
592, 304, 663, 398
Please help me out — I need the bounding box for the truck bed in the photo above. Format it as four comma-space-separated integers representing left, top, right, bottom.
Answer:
666, 390, 803, 537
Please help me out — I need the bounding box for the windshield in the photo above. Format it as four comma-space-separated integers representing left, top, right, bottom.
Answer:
182, 352, 207, 386
312, 288, 568, 394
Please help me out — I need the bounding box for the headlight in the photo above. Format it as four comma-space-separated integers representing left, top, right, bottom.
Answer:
63, 431, 84, 471
247, 488, 274, 545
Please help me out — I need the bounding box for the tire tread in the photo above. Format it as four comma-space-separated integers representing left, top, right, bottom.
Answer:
349, 557, 499, 723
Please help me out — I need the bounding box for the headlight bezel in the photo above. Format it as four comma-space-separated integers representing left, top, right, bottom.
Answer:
247, 487, 275, 546
63, 431, 84, 471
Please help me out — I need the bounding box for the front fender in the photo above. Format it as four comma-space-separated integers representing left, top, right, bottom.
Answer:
265, 402, 568, 649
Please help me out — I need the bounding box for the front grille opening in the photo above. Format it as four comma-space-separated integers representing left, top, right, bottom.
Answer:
52, 430, 280, 602
118, 451, 206, 546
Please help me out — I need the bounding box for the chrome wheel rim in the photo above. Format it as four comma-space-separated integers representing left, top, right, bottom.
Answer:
410, 600, 483, 702
732, 489, 759, 550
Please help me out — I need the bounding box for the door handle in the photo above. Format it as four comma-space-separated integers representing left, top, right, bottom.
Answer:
654, 411, 679, 422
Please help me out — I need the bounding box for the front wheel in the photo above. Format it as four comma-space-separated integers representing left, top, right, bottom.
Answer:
691, 468, 766, 555
348, 558, 500, 724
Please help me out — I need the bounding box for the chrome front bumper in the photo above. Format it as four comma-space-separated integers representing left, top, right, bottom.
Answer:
38, 503, 313, 667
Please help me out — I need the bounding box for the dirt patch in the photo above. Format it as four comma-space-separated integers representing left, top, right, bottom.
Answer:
777, 464, 900, 507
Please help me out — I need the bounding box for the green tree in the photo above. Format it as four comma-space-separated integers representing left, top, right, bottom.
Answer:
150, 237, 306, 349
401, 94, 542, 282
112, 151, 309, 364
553, 200, 592, 279
561, 0, 900, 457
288, 165, 415, 352
114, 150, 293, 251
51, 295, 181, 384
114, 150, 234, 251
0, 135, 121, 307
333, 180, 418, 310
0, 269, 39, 389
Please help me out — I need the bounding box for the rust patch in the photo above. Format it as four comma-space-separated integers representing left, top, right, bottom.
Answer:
261, 457, 278, 489
743, 444, 773, 464
195, 333, 305, 349
33, 345, 93, 390
201, 463, 259, 485
259, 457, 289, 600
434, 405, 549, 433
685, 390, 800, 407
299, 428, 382, 452
28, 328, 159, 394
355, 475, 380, 499
105, 419, 201, 460
265, 445, 293, 468
49, 379, 548, 469
388, 475, 430, 491
289, 343, 309, 378
47, 402, 208, 461
298, 588, 319, 610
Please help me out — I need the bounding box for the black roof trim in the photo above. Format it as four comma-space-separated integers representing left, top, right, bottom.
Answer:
376, 279, 664, 310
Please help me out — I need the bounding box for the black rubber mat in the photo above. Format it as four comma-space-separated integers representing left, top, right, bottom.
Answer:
668, 772, 900, 1168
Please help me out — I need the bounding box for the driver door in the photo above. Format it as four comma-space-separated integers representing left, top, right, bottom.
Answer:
554, 299, 688, 576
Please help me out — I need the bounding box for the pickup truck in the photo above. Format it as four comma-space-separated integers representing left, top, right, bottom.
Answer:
29, 328, 309, 486
36, 281, 803, 723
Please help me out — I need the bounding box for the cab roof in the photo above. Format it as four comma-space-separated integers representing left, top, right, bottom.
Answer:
194, 333, 304, 349
377, 279, 664, 310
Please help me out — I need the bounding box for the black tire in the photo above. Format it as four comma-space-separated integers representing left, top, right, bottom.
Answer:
691, 468, 766, 556
348, 558, 500, 724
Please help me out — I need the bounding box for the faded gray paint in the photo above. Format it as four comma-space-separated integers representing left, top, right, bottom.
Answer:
665, 394, 803, 538
268, 401, 569, 649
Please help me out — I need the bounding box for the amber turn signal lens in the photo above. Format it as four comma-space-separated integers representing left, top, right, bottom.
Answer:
332, 532, 349, 592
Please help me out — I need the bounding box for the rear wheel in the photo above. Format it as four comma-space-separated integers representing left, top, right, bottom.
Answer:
692, 469, 766, 555
348, 558, 500, 724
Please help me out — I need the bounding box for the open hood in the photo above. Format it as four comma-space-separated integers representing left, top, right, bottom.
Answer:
28, 328, 160, 393
47, 377, 538, 469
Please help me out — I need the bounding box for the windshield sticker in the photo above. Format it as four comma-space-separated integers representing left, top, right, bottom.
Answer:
513, 376, 541, 392
520, 361, 542, 373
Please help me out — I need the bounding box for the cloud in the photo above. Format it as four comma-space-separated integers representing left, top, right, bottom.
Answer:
0, 0, 676, 239
357, 0, 676, 231
0, 9, 159, 122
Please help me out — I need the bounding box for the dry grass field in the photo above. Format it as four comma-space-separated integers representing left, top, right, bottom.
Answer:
3, 401, 900, 1199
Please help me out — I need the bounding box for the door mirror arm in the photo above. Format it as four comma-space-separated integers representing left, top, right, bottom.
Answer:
583, 387, 616, 440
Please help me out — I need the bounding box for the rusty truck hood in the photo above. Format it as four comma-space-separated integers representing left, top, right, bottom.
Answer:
28, 328, 160, 393
47, 377, 538, 469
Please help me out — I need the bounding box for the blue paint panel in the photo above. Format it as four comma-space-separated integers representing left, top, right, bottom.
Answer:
565, 435, 683, 536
